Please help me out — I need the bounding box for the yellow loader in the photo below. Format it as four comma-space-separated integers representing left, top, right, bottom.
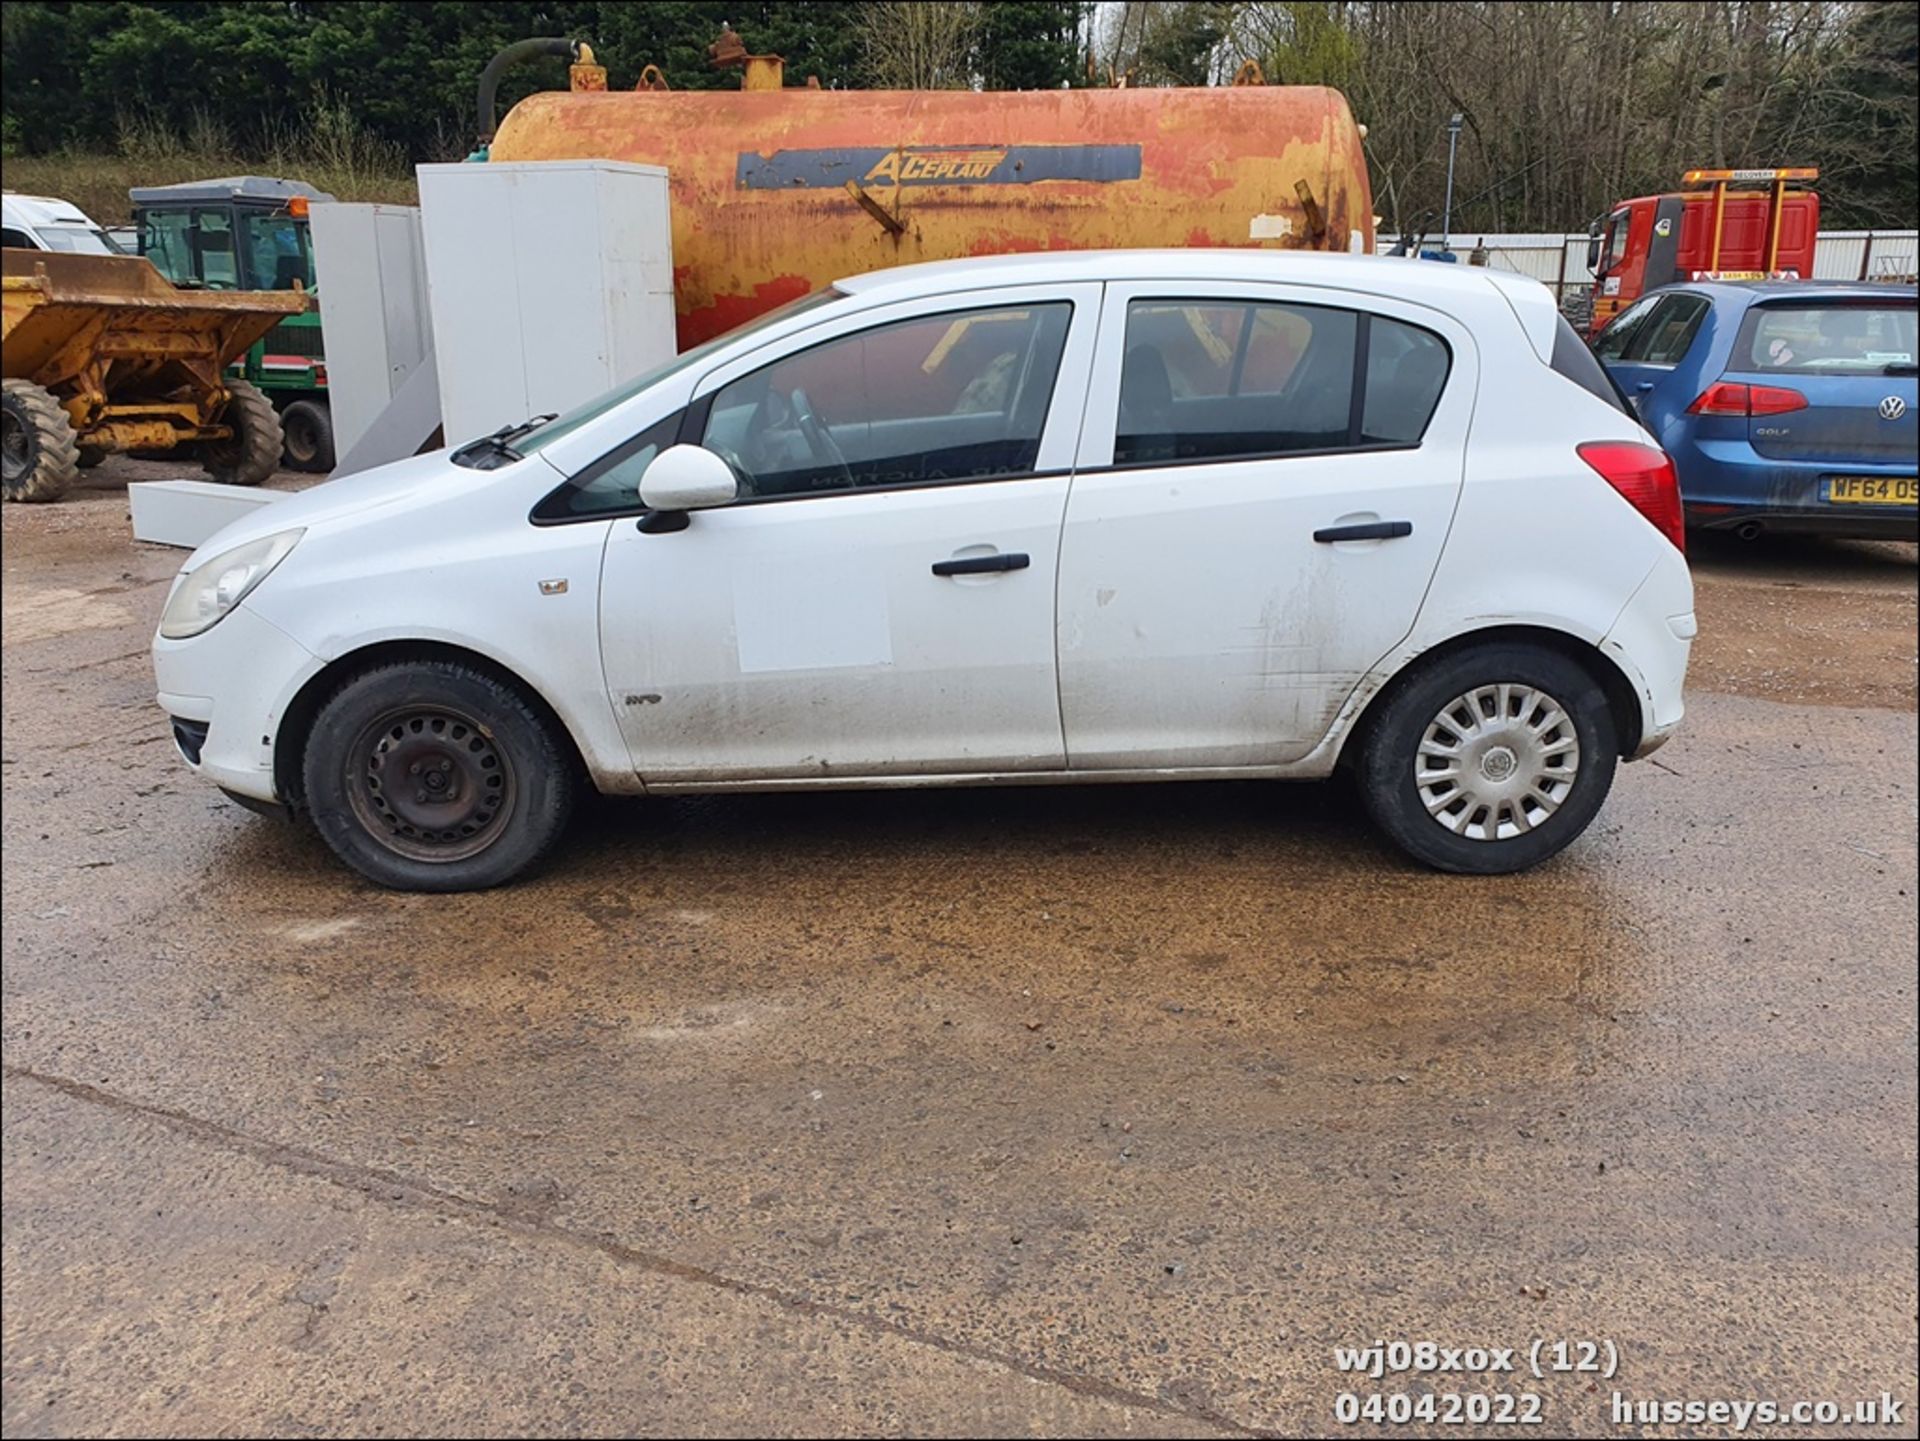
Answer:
2, 248, 308, 502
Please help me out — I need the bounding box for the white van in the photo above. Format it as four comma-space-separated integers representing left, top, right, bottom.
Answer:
1, 193, 122, 254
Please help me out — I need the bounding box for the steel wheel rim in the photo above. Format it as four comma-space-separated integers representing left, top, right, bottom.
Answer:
346, 706, 516, 863
1, 410, 29, 484
1414, 683, 1581, 843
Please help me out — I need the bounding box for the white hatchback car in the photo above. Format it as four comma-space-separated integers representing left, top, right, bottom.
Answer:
153, 251, 1693, 890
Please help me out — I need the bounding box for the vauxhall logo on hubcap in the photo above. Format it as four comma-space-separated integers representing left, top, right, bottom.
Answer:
1881, 395, 1908, 421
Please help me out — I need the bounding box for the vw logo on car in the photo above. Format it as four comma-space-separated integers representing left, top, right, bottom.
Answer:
1881, 395, 1908, 421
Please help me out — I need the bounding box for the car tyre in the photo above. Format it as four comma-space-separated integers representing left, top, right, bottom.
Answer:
303, 660, 576, 891
1358, 643, 1617, 874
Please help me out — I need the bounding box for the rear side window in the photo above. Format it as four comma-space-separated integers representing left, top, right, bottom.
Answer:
1551, 316, 1631, 415
1636, 294, 1710, 364
1591, 294, 1661, 360
1599, 293, 1709, 366
1362, 317, 1450, 443
1119, 300, 1354, 464
1115, 300, 1449, 465
1736, 302, 1917, 373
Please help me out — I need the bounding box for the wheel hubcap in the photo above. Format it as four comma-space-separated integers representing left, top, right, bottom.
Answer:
1414, 683, 1581, 842
347, 707, 514, 862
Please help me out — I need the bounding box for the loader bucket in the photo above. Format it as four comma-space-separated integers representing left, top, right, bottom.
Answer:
2, 249, 308, 422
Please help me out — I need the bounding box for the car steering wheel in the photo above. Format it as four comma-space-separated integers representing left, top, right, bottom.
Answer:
788, 388, 854, 489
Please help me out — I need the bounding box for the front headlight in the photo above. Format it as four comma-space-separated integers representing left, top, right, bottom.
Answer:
159, 529, 304, 639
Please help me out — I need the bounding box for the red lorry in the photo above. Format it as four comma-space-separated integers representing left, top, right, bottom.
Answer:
1586, 167, 1819, 335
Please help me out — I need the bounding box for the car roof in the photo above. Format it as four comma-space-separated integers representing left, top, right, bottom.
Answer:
2, 192, 96, 221
831, 249, 1563, 362
833, 248, 1519, 303
1655, 278, 1919, 304
128, 175, 338, 207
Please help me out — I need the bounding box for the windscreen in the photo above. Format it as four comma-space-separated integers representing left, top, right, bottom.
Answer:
1739, 302, 1918, 374
33, 226, 118, 256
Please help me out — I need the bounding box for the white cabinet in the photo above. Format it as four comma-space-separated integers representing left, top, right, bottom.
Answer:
308, 202, 431, 463
416, 161, 675, 447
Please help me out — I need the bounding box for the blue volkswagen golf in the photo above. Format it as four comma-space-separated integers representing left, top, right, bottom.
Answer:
1595, 281, 1917, 540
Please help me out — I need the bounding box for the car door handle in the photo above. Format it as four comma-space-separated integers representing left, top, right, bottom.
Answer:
1313, 521, 1413, 543
932, 552, 1030, 576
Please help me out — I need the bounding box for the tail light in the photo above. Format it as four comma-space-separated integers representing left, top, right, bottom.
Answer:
1687, 381, 1808, 416
1577, 440, 1686, 553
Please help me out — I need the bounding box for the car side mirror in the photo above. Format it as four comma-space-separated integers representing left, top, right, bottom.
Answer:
637, 444, 737, 525
1585, 223, 1603, 274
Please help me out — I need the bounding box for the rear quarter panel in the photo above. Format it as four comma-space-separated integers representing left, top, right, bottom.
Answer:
1312, 325, 1682, 766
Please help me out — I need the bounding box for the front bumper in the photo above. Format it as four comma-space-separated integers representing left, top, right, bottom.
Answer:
153, 602, 323, 804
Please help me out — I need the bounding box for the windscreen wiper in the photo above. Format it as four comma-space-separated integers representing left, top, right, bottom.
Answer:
451, 414, 558, 470
1882, 362, 1918, 376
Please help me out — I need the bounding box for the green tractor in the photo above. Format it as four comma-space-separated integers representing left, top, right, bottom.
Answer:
131, 176, 336, 471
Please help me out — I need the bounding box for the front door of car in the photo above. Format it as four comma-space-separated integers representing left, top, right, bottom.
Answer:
598, 284, 1101, 784
1057, 282, 1475, 769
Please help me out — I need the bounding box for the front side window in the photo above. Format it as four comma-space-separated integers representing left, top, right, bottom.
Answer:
1739, 302, 1918, 373
1603, 211, 1631, 274
700, 303, 1072, 498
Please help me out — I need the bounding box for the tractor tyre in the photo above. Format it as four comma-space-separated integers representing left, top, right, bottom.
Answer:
76, 445, 106, 469
200, 380, 283, 487
1, 379, 80, 503
280, 399, 336, 473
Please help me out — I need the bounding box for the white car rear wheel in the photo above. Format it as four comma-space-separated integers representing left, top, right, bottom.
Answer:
1359, 644, 1618, 874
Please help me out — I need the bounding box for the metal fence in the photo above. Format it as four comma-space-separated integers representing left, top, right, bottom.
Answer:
1374, 229, 1920, 317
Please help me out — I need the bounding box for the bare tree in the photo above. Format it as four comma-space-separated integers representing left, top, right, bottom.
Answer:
865, 1, 984, 89
1206, 1, 1910, 232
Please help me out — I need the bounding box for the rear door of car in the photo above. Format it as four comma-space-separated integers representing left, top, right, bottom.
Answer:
1594, 291, 1711, 420
1056, 281, 1475, 770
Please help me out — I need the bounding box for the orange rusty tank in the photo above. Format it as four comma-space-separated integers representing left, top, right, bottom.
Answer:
488, 84, 1374, 348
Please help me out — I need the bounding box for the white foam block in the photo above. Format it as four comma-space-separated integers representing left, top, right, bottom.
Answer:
128, 481, 291, 550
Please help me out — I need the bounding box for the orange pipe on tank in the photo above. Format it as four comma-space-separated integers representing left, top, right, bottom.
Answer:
489, 86, 1375, 348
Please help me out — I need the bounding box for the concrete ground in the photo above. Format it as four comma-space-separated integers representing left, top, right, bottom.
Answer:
3, 459, 1916, 1438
